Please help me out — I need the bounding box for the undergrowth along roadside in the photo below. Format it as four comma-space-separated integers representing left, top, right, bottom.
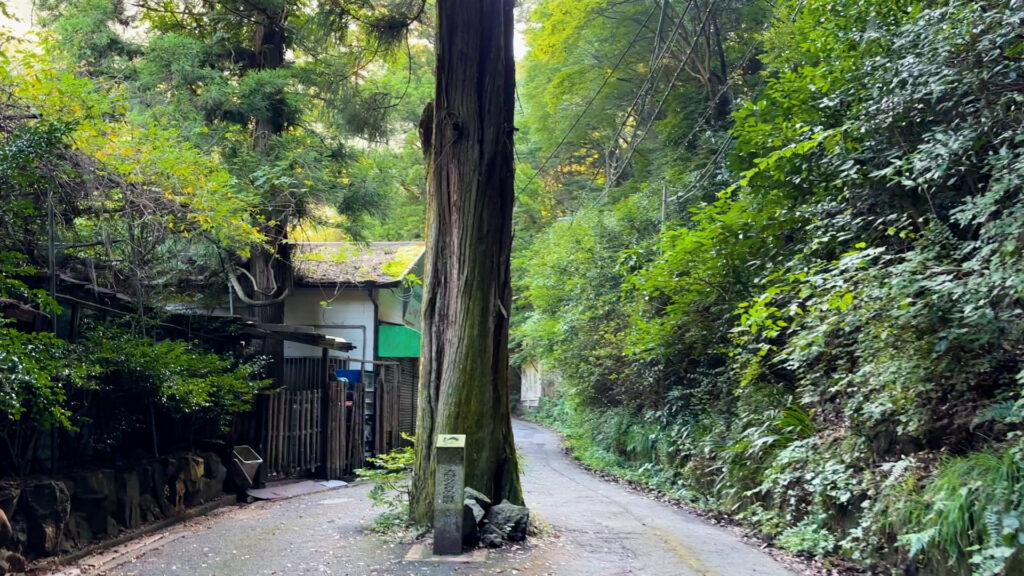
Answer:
355, 435, 421, 539
524, 396, 1024, 576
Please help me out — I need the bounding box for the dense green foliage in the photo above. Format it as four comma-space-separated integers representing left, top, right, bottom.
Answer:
0, 30, 267, 468
85, 325, 268, 430
36, 0, 432, 244
0, 0, 428, 475
514, 0, 1024, 573
6, 0, 1024, 570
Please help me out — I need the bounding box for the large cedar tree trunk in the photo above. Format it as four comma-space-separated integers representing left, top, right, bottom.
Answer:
248, 220, 291, 383
411, 0, 523, 523
247, 14, 290, 380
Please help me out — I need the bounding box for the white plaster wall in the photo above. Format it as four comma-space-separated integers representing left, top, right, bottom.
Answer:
521, 361, 543, 409
283, 287, 376, 371
377, 288, 406, 325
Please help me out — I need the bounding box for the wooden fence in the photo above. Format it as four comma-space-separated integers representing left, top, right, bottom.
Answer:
262, 380, 367, 479
243, 356, 411, 481
345, 379, 366, 473
283, 357, 324, 391
374, 363, 401, 456
264, 389, 321, 477
324, 380, 347, 479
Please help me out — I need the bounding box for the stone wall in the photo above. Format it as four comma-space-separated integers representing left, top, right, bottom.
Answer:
0, 451, 228, 570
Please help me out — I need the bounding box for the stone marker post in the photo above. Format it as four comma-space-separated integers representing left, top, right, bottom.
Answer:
433, 434, 466, 555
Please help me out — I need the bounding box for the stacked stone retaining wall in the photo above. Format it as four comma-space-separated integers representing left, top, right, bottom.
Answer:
0, 451, 229, 571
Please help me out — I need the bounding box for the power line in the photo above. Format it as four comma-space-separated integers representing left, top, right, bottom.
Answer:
606, 0, 697, 172
515, 3, 659, 195
599, 23, 768, 211
663, 42, 759, 165
668, 133, 734, 204
662, 0, 811, 208
562, 0, 809, 225
604, 0, 719, 192
570, 0, 724, 217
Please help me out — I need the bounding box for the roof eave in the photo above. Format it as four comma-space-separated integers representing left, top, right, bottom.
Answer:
294, 279, 403, 289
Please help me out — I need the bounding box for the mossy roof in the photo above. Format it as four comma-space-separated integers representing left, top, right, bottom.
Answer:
292, 242, 425, 287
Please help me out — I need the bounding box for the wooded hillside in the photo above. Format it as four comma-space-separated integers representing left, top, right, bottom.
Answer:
512, 1, 1024, 574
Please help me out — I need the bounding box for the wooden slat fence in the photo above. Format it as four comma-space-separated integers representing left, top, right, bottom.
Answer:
257, 355, 403, 480
263, 389, 322, 477
375, 363, 401, 456
325, 380, 348, 479
283, 357, 323, 391
347, 380, 366, 471
262, 379, 368, 480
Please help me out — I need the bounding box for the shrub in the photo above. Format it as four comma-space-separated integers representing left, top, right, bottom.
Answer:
356, 435, 416, 533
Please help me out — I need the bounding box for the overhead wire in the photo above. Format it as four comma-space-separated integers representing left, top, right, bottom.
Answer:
661, 44, 766, 206
522, 0, 801, 224
515, 3, 660, 196
663, 40, 760, 166
602, 0, 719, 195
563, 0, 714, 223
668, 133, 735, 205
557, 0, 720, 221
662, 1, 815, 207
606, 0, 697, 173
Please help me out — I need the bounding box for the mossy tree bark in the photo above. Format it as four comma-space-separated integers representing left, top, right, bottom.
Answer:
411, 0, 523, 524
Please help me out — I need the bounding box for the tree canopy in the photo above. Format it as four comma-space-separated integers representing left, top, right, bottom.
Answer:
0, 0, 430, 473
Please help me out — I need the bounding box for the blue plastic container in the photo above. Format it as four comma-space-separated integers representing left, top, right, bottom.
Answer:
335, 369, 362, 384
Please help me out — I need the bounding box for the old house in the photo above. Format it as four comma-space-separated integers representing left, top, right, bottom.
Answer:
274, 242, 424, 461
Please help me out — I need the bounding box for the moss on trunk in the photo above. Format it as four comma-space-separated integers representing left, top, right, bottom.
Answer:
411, 0, 522, 525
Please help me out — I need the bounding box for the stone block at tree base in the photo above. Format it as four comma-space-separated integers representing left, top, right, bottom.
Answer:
464, 487, 492, 509
461, 485, 490, 548
462, 501, 482, 548
479, 500, 529, 548
433, 434, 466, 555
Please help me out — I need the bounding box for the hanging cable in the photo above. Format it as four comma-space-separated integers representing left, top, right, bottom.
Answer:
515, 3, 660, 195
603, 0, 720, 194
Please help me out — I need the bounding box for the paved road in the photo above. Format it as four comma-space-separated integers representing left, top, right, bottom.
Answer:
513, 420, 793, 576
65, 421, 794, 576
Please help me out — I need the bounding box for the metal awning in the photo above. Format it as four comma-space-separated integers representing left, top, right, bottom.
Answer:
240, 322, 357, 352
378, 324, 421, 358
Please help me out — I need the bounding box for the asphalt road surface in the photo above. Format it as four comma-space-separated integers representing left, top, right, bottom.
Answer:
511, 420, 794, 576
62, 420, 795, 576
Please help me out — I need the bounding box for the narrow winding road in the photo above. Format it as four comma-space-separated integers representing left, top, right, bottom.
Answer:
66, 421, 794, 576
513, 421, 793, 576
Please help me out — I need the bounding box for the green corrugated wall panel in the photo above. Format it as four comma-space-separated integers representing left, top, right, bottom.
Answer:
378, 324, 421, 357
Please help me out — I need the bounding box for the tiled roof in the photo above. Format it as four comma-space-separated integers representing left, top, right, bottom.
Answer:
292, 242, 425, 286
